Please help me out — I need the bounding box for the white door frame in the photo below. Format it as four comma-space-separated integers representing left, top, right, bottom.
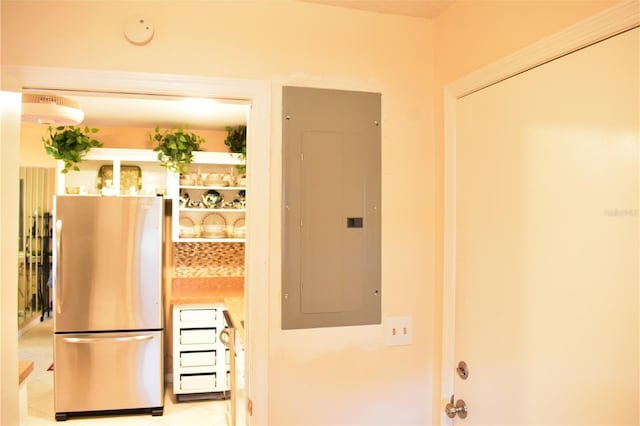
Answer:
1, 65, 271, 425
440, 2, 639, 424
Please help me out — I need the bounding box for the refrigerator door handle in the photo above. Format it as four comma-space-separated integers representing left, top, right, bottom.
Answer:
63, 334, 155, 344
55, 219, 63, 312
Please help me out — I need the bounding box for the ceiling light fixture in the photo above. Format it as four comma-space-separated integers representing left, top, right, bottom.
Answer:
21, 93, 84, 126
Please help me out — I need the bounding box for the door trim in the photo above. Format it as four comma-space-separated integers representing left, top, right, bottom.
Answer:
441, 2, 639, 424
1, 65, 271, 426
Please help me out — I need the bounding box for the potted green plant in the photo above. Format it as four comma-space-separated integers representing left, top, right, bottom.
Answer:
150, 126, 205, 173
43, 125, 102, 174
224, 125, 246, 175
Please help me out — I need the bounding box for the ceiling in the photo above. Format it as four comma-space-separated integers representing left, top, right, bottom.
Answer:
22, 2, 452, 130
76, 94, 249, 131
300, 0, 454, 19
22, 90, 249, 131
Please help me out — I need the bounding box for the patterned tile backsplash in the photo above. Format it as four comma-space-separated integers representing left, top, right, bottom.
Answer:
173, 242, 245, 278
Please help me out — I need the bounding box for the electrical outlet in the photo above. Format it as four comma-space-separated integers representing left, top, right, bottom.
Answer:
384, 316, 413, 346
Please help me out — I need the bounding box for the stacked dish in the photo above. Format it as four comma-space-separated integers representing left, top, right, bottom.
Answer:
178, 217, 199, 238
201, 213, 228, 238
232, 218, 246, 238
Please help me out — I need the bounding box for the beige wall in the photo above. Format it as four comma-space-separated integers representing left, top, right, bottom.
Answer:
3, 1, 435, 424
19, 125, 57, 167
431, 0, 621, 422
1, 0, 623, 424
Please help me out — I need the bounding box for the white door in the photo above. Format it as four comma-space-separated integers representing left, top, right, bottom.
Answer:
450, 27, 639, 424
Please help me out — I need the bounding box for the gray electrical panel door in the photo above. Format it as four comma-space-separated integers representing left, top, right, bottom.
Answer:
282, 86, 381, 329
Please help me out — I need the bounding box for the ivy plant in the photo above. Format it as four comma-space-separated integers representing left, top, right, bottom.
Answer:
224, 125, 247, 175
150, 126, 205, 173
43, 125, 102, 173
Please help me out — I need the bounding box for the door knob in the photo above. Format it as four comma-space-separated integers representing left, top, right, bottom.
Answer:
445, 397, 468, 419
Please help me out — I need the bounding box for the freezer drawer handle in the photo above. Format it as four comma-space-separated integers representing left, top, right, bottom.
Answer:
63, 334, 155, 343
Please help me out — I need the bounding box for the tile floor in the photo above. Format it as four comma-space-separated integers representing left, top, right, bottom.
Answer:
18, 318, 228, 425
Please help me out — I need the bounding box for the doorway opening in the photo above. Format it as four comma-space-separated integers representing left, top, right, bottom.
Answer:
6, 65, 271, 425
18, 167, 56, 331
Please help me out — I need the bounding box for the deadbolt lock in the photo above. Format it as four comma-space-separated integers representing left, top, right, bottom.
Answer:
456, 360, 469, 380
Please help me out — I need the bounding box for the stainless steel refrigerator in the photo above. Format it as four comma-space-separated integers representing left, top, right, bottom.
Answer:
52, 195, 164, 421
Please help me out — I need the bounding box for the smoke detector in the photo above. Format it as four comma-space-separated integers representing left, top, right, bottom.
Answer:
21, 94, 84, 126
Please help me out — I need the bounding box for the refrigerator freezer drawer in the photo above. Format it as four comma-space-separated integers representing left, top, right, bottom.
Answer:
54, 331, 163, 414
180, 373, 217, 391
180, 328, 217, 345
180, 309, 217, 324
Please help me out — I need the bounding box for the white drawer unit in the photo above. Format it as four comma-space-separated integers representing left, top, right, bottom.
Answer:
180, 308, 217, 323
180, 350, 217, 367
180, 328, 217, 345
173, 304, 230, 400
179, 373, 217, 392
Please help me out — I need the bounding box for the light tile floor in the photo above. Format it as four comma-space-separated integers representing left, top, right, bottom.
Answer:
19, 318, 228, 425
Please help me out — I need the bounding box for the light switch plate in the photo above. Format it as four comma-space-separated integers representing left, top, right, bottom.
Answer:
384, 316, 413, 346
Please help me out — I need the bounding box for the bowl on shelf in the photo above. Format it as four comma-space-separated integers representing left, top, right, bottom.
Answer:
202, 225, 227, 238
65, 186, 80, 195
205, 173, 228, 187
